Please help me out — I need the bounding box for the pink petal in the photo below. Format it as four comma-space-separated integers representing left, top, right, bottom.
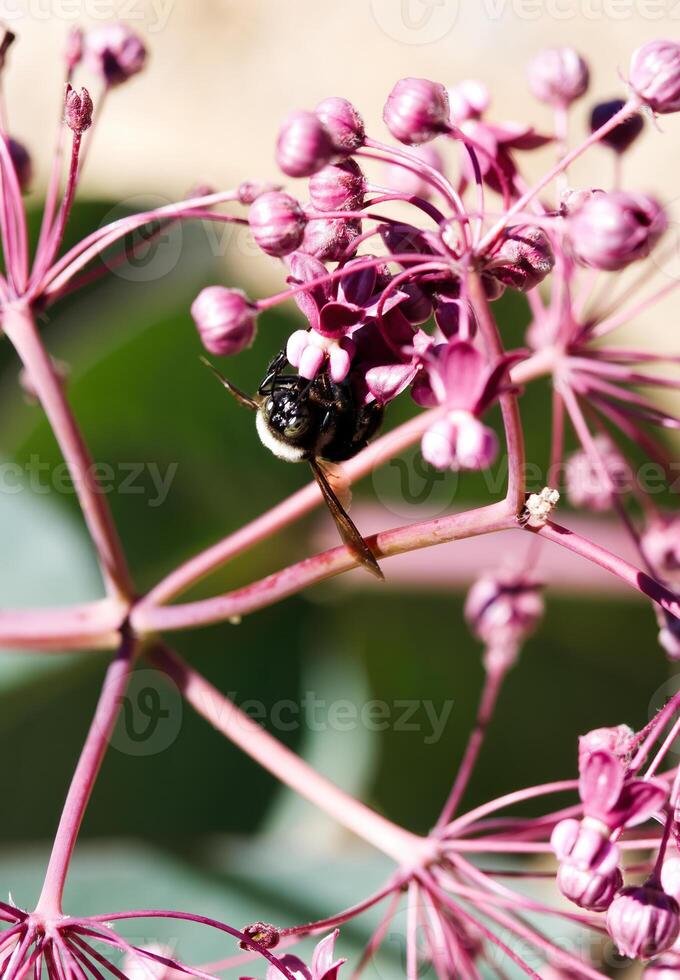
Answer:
299, 345, 325, 379
440, 341, 487, 410
318, 302, 361, 339
311, 931, 339, 979
616, 778, 668, 829
287, 329, 311, 367
421, 418, 456, 470
329, 345, 352, 382
365, 363, 417, 403
578, 749, 625, 818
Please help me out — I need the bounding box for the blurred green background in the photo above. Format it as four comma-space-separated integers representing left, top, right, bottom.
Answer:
0, 200, 671, 978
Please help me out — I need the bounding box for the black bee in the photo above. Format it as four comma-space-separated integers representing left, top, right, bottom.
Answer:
202, 351, 385, 579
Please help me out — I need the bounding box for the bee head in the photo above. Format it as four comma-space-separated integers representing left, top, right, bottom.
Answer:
256, 390, 318, 462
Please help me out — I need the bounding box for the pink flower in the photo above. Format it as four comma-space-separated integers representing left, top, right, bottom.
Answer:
569, 191, 667, 271
415, 340, 521, 472
448, 79, 490, 123
259, 931, 345, 980
84, 23, 147, 86
565, 435, 631, 512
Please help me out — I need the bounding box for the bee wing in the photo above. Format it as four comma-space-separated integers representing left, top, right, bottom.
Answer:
310, 458, 384, 581
200, 356, 260, 411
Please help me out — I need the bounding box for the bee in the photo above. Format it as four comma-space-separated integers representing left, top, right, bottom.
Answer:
202, 351, 385, 579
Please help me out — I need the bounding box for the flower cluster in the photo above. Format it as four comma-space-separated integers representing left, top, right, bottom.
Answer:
1, 21, 680, 980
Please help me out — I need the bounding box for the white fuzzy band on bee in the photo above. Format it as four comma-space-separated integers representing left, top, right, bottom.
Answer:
256, 409, 307, 463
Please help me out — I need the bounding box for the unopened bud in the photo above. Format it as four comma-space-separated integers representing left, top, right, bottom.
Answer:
64, 85, 93, 135
191, 286, 257, 356
383, 77, 450, 145
315, 96, 365, 153
630, 40, 680, 114
608, 882, 680, 960
527, 47, 589, 106
249, 191, 306, 258
84, 23, 147, 87
276, 111, 333, 178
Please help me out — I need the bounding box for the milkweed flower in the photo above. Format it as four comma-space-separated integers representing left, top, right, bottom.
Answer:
527, 47, 590, 106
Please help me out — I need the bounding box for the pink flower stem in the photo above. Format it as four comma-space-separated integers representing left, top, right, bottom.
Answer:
435, 660, 510, 829
35, 189, 242, 302
132, 502, 513, 634
587, 273, 680, 339
417, 873, 542, 979
32, 133, 83, 287
34, 634, 137, 917
351, 891, 402, 980
281, 877, 402, 937
524, 520, 680, 620
2, 302, 133, 600
0, 598, 125, 652
0, 134, 28, 290
468, 270, 526, 513
150, 645, 434, 867
442, 779, 578, 837
476, 99, 641, 254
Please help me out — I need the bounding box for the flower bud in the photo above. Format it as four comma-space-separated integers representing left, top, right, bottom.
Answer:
630, 40, 680, 114
301, 215, 361, 262
569, 191, 666, 271
560, 187, 599, 215
608, 883, 680, 960
590, 99, 644, 154
465, 572, 544, 649
383, 77, 450, 145
309, 159, 365, 212
527, 47, 589, 106
191, 287, 257, 356
448, 79, 490, 123
565, 436, 631, 512
239, 922, 280, 951
64, 85, 94, 135
276, 111, 333, 178
642, 515, 680, 589
315, 96, 365, 153
8, 138, 32, 193
488, 226, 555, 292
579, 725, 634, 767
382, 144, 445, 201
558, 862, 622, 912
659, 614, 680, 662
249, 191, 306, 257
84, 23, 147, 87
